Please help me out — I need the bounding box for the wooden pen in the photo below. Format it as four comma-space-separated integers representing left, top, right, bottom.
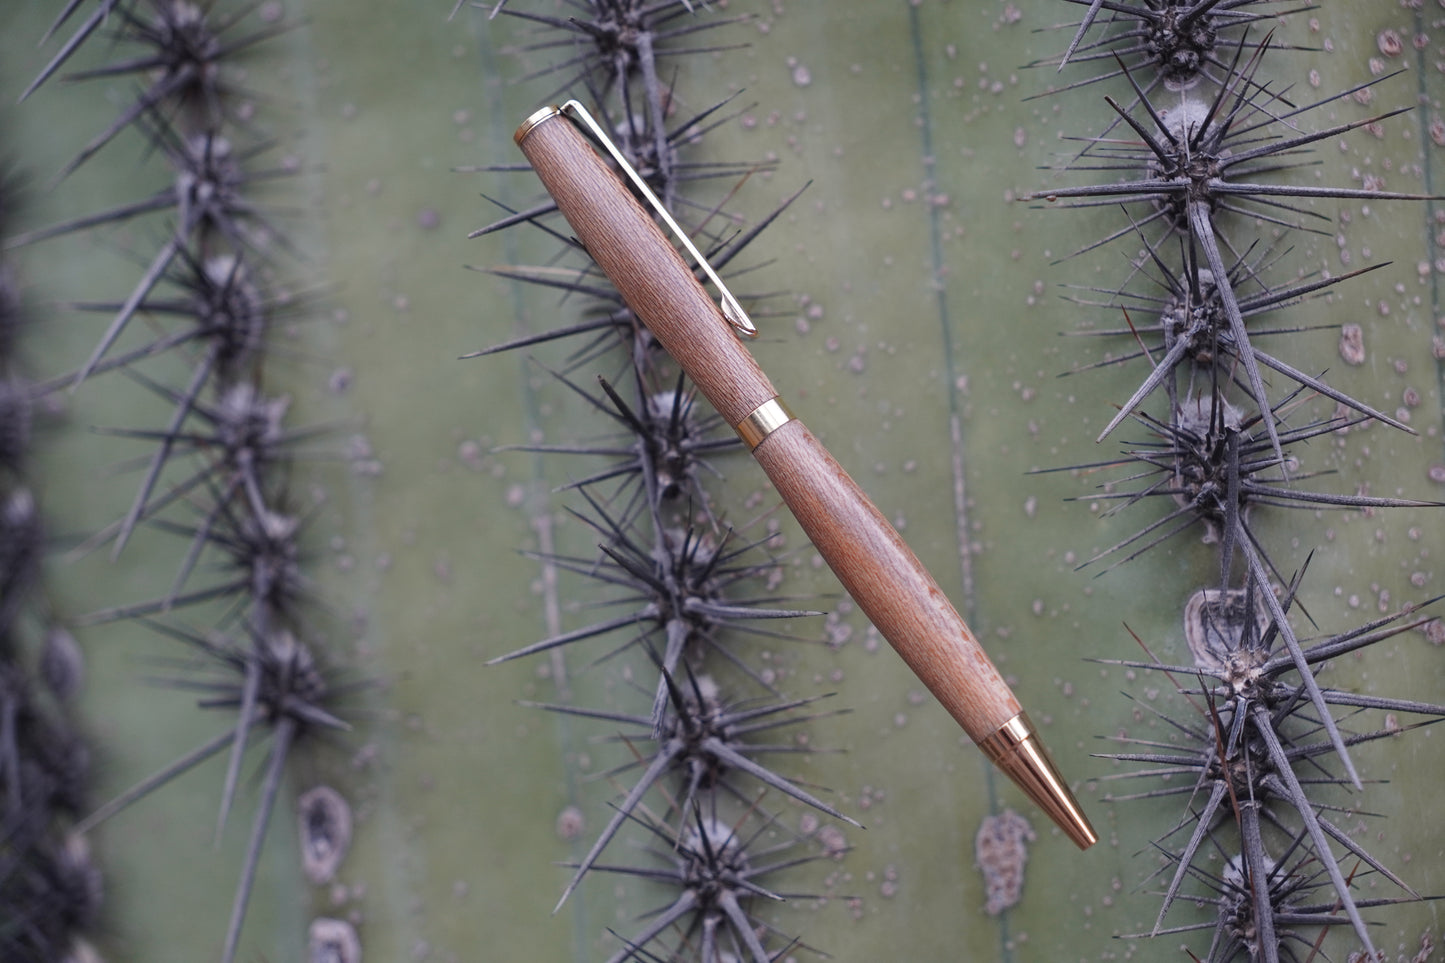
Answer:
513, 102, 1096, 850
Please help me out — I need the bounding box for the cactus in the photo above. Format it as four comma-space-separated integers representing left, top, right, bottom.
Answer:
1, 2, 1442, 961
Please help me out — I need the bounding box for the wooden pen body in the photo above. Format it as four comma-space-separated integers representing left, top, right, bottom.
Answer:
516, 113, 778, 427
517, 109, 1019, 740
752, 421, 1019, 737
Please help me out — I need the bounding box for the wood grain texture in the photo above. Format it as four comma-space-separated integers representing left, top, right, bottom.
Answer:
519, 109, 1020, 740
517, 113, 778, 426
753, 419, 1020, 738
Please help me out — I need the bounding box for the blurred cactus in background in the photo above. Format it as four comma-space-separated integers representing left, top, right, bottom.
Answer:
1, 2, 1442, 962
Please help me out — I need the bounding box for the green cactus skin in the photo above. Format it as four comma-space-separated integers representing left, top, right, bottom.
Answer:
2, 1, 1442, 961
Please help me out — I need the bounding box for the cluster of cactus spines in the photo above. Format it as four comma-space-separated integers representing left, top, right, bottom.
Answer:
488, 367, 742, 522
16, 3, 357, 962
476, 3, 859, 959
490, 487, 828, 731
1038, 0, 1303, 91
486, 1, 751, 206
1059, 247, 1399, 440
1049, 393, 1438, 577
1033, 3, 1443, 959
1099, 583, 1445, 950
587, 803, 825, 963
0, 155, 103, 963
1043, 31, 1434, 465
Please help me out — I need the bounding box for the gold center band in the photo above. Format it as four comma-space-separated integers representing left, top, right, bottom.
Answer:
734, 396, 795, 451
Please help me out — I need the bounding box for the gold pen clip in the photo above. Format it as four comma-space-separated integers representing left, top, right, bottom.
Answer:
554, 99, 758, 339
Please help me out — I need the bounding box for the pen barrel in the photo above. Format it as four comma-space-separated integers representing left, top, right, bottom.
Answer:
516, 107, 1019, 740
515, 111, 779, 426
753, 420, 1020, 738
514, 104, 1095, 849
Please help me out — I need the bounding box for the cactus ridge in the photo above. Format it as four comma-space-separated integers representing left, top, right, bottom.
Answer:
0, 137, 102, 963
1037, 3, 1445, 958
475, 3, 856, 959
16, 3, 359, 961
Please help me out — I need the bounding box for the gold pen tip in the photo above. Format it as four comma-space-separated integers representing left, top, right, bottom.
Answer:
979, 712, 1097, 850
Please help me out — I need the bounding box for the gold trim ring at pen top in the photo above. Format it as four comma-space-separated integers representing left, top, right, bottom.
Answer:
520, 101, 758, 339
511, 101, 1097, 851
515, 104, 561, 145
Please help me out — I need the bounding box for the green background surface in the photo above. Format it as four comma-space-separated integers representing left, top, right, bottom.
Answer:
1, 1, 1442, 961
